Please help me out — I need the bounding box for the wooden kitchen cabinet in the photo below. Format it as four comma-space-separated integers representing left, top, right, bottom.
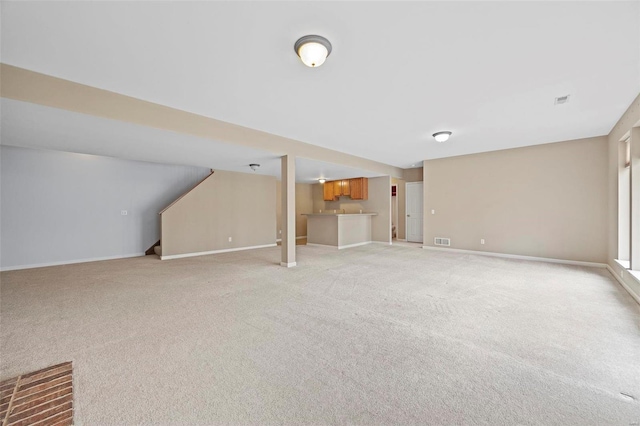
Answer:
333, 180, 342, 197
323, 181, 335, 201
341, 179, 351, 196
349, 178, 368, 200
323, 177, 367, 200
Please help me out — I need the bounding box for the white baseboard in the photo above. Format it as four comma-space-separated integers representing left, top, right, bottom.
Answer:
606, 265, 640, 306
339, 241, 372, 250
305, 243, 336, 249
280, 262, 297, 268
276, 236, 307, 243
306, 242, 373, 250
421, 246, 607, 269
0, 252, 146, 272
160, 244, 277, 260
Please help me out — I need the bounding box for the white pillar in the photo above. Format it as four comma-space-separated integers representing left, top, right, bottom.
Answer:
631, 128, 640, 270
281, 155, 296, 267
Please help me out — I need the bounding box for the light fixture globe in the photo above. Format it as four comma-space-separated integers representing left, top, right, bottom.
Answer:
318, 178, 326, 184
433, 131, 452, 143
294, 35, 332, 68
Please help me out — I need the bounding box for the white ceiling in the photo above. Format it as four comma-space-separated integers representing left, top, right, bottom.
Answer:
2, 2, 639, 168
0, 99, 382, 183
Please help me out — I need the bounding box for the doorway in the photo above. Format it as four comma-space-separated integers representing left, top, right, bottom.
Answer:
391, 184, 398, 239
406, 182, 423, 243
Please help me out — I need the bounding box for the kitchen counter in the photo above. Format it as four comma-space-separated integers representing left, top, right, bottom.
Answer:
303, 213, 377, 249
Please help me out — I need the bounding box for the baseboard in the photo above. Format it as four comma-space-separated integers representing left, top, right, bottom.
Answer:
160, 244, 277, 260
606, 264, 640, 306
421, 246, 607, 269
0, 252, 146, 272
305, 243, 336, 249
276, 236, 306, 243
280, 262, 297, 268
306, 242, 373, 250
339, 241, 372, 250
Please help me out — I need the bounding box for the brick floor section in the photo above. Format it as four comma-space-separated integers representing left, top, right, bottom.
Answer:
0, 362, 73, 426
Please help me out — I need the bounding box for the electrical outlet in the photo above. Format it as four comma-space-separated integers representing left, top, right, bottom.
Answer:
279, 230, 282, 234
431, 209, 435, 215
228, 237, 232, 242
121, 210, 128, 216
480, 239, 485, 245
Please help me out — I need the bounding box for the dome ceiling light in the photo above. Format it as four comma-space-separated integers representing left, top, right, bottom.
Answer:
433, 131, 452, 143
294, 35, 332, 68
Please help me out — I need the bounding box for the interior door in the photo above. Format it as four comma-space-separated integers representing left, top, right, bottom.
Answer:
406, 182, 423, 243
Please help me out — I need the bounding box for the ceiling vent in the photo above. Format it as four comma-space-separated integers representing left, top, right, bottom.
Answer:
434, 237, 451, 246
554, 95, 570, 105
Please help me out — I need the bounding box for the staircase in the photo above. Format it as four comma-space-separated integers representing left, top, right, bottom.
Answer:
148, 169, 215, 258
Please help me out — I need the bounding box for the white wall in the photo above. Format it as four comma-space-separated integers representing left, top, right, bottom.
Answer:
0, 146, 210, 270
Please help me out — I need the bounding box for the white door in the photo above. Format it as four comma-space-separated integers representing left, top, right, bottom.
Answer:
406, 182, 423, 243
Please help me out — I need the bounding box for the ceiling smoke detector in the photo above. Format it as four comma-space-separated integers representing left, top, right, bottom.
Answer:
249, 163, 260, 172
554, 95, 570, 105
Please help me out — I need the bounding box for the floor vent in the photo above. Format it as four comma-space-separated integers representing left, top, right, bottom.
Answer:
434, 237, 451, 246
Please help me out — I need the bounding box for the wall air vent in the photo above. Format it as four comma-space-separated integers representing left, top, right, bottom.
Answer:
554, 95, 570, 105
434, 237, 451, 246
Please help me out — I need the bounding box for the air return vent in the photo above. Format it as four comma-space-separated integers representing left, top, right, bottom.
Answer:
434, 237, 451, 246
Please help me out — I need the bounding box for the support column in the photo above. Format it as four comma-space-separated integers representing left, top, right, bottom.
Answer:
281, 155, 296, 267
631, 128, 640, 270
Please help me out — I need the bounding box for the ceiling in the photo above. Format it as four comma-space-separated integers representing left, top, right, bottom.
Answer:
1, 99, 382, 183
1, 2, 639, 168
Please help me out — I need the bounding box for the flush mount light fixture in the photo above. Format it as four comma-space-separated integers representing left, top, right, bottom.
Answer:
249, 163, 260, 172
294, 35, 332, 68
318, 178, 326, 184
432, 131, 452, 143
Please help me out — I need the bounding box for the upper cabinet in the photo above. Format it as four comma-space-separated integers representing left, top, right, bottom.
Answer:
323, 181, 335, 201
323, 178, 367, 201
350, 177, 368, 200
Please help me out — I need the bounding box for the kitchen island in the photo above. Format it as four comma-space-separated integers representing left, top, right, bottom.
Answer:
303, 213, 378, 249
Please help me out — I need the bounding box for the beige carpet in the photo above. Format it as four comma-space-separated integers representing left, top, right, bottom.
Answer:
1, 244, 639, 425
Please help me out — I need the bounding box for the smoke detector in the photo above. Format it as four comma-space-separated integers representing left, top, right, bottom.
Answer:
554, 95, 570, 105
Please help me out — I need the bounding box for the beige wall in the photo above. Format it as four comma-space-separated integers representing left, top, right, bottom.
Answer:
607, 92, 640, 301
313, 176, 392, 243
423, 136, 608, 263
276, 182, 314, 239
403, 167, 423, 182
161, 170, 276, 256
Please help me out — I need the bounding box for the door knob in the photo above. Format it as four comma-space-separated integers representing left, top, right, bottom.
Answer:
407, 214, 410, 217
